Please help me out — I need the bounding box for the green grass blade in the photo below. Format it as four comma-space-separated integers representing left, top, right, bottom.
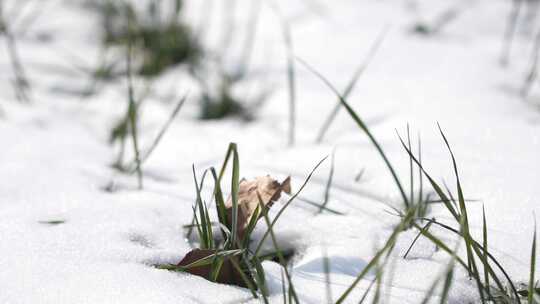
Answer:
397, 131, 459, 220
336, 208, 415, 303
210, 168, 230, 242
242, 204, 261, 249
482, 205, 491, 299
318, 148, 335, 214
257, 192, 300, 303
407, 125, 414, 206
297, 57, 409, 208
315, 27, 387, 143
230, 143, 240, 247
139, 93, 188, 164
403, 221, 432, 259
529, 218, 537, 304
126, 26, 143, 190
323, 248, 332, 304
437, 124, 485, 303
218, 143, 235, 182
253, 156, 327, 256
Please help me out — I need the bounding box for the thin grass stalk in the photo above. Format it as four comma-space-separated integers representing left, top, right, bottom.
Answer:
482, 206, 491, 299
358, 278, 376, 304
219, 0, 237, 59
0, 3, 31, 103
529, 218, 537, 304
126, 22, 143, 190
416, 217, 521, 301
237, 0, 261, 77
315, 27, 387, 143
138, 93, 188, 164
336, 208, 416, 303
253, 156, 327, 256
522, 30, 540, 97
296, 196, 344, 215
407, 125, 415, 206
323, 247, 332, 304
230, 143, 240, 247
229, 257, 260, 299
437, 124, 485, 303
397, 132, 459, 220
501, 0, 524, 66
297, 57, 410, 208
403, 221, 432, 259
257, 192, 300, 303
318, 148, 335, 214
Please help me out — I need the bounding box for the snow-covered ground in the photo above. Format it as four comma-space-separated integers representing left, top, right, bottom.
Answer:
1, 0, 540, 303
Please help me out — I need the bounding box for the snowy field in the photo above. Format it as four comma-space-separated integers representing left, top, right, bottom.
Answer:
1, 0, 540, 303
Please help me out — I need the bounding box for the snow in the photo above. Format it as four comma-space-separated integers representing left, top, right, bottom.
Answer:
1, 0, 539, 303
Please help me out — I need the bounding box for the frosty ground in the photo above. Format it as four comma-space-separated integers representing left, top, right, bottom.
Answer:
1, 0, 539, 303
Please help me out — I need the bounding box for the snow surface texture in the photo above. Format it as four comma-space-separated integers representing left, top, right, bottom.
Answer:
1, 0, 539, 303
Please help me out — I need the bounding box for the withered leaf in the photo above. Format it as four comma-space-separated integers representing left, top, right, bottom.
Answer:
177, 249, 247, 287
225, 176, 291, 241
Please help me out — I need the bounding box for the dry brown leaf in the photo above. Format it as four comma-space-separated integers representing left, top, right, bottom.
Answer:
176, 249, 247, 287
225, 175, 291, 241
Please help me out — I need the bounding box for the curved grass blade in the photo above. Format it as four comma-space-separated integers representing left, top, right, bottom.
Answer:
253, 156, 327, 256
318, 148, 335, 214
315, 27, 388, 143
297, 57, 409, 208
257, 192, 300, 303
529, 218, 537, 304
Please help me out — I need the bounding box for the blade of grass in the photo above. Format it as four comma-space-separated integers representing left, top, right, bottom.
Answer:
336, 208, 416, 303
403, 221, 432, 259
437, 124, 485, 303
500, 0, 523, 66
323, 247, 332, 304
230, 143, 240, 247
416, 217, 520, 300
397, 131, 459, 220
318, 148, 335, 214
125, 10, 143, 189
138, 93, 188, 164
161, 249, 244, 271
529, 217, 537, 304
297, 196, 344, 215
407, 125, 414, 206
257, 193, 300, 304
253, 156, 327, 257
358, 278, 376, 304
482, 205, 491, 299
229, 257, 259, 299
297, 57, 409, 208
210, 168, 231, 242
315, 27, 388, 143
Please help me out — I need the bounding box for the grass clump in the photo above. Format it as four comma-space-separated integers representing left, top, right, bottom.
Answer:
159, 143, 325, 303
299, 57, 539, 303
98, 0, 201, 77
192, 68, 257, 121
